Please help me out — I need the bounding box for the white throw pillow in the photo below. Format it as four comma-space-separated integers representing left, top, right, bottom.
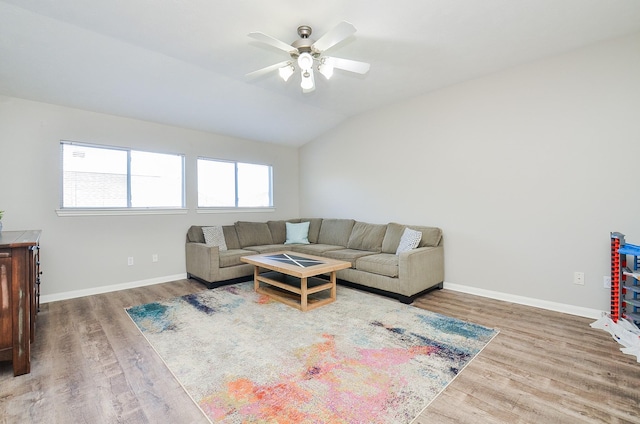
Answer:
396, 228, 422, 255
284, 221, 310, 244
202, 226, 227, 251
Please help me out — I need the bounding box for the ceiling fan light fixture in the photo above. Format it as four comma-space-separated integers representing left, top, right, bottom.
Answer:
278, 63, 295, 82
318, 58, 334, 79
300, 68, 315, 91
297, 52, 314, 71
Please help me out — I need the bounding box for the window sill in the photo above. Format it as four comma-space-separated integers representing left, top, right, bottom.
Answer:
56, 208, 188, 217
197, 207, 275, 214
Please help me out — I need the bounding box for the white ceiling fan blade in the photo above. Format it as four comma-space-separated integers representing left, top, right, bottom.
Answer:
327, 57, 370, 74
312, 21, 356, 53
245, 61, 291, 79
248, 32, 298, 54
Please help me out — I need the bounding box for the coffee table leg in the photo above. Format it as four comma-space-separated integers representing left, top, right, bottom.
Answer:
301, 277, 308, 311
330, 271, 337, 301
253, 266, 259, 291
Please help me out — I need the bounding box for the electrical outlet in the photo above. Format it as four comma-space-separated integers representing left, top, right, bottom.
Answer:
573, 271, 585, 285
152, 254, 158, 262
127, 257, 134, 266
604, 276, 611, 289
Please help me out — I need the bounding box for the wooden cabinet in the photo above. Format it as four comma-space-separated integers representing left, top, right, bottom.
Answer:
0, 230, 41, 376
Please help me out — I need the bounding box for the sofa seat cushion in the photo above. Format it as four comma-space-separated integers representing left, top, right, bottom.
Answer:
321, 249, 377, 268
355, 253, 399, 278
244, 245, 287, 254
219, 249, 256, 268
290, 244, 344, 255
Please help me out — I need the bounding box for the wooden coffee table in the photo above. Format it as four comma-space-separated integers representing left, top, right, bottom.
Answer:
241, 251, 350, 311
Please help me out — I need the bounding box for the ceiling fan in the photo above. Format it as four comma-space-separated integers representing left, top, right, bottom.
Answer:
246, 21, 370, 93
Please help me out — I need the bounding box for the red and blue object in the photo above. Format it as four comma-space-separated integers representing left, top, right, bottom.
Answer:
610, 232, 640, 324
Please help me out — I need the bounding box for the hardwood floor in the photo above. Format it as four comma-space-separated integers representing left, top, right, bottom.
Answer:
1, 279, 639, 423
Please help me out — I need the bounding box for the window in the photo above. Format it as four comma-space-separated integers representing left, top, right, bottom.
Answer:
197, 158, 272, 208
61, 141, 185, 209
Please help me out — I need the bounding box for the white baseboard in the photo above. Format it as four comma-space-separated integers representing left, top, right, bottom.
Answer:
39, 276, 605, 319
40, 273, 188, 304
443, 282, 604, 319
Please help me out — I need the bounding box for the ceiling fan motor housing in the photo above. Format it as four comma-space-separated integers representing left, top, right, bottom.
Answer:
291, 25, 319, 58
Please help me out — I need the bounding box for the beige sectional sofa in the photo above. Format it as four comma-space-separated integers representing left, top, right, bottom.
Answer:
185, 218, 444, 304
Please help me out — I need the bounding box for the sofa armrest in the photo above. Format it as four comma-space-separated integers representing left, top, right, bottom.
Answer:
398, 246, 444, 296
186, 242, 220, 282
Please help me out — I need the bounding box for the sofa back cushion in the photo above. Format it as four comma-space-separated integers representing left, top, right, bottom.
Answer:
382, 222, 443, 253
267, 219, 301, 244
223, 225, 241, 250
347, 222, 387, 252
235, 221, 274, 247
415, 226, 443, 247
300, 218, 323, 243
186, 225, 242, 249
187, 225, 206, 243
317, 219, 355, 246
267, 220, 286, 244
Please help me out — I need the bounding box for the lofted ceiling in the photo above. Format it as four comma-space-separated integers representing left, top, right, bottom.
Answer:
1, 0, 640, 147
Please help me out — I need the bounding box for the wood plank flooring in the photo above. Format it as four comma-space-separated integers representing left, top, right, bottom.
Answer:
1, 279, 639, 423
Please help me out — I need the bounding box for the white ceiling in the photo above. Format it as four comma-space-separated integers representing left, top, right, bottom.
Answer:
2, 0, 640, 147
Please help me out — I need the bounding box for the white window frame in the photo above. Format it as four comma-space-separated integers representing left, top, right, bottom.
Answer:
196, 157, 274, 212
57, 141, 186, 216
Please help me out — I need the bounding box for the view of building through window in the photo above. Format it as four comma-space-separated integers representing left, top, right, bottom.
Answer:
61, 142, 185, 208
61, 142, 272, 210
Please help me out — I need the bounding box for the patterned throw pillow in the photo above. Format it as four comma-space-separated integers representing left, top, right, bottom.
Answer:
395, 228, 422, 255
202, 226, 227, 251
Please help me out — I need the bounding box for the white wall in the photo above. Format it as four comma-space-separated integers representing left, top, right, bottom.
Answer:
0, 96, 300, 299
300, 33, 640, 312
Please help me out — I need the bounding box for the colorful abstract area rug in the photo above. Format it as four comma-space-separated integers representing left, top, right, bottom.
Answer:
125, 283, 498, 423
